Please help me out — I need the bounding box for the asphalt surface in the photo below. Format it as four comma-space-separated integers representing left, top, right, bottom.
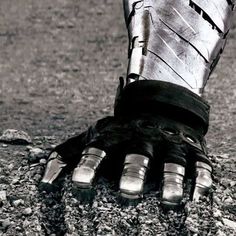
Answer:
0, 1, 235, 235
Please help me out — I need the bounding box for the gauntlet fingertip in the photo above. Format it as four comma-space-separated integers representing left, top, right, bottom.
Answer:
40, 152, 67, 191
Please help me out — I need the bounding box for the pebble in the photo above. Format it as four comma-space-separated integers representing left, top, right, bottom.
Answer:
11, 177, 20, 185
33, 174, 42, 182
185, 217, 199, 234
222, 218, 236, 230
93, 201, 98, 208
215, 221, 223, 227
0, 190, 7, 201
67, 223, 76, 233
221, 178, 232, 187
0, 129, 31, 144
216, 229, 227, 236
230, 181, 236, 187
39, 158, 47, 164
213, 196, 221, 206
12, 199, 25, 207
146, 220, 153, 224
29, 184, 37, 191
36, 225, 42, 231
213, 209, 222, 218
15, 226, 22, 231
23, 207, 33, 216
8, 163, 14, 170
23, 220, 30, 227
224, 197, 233, 204
28, 148, 45, 163
0, 218, 11, 230
21, 159, 28, 166
26, 145, 33, 150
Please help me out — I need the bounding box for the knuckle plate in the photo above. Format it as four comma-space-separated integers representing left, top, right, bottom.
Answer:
164, 163, 185, 176
72, 147, 106, 188
82, 147, 106, 158
124, 154, 150, 167
120, 154, 150, 199
161, 163, 185, 206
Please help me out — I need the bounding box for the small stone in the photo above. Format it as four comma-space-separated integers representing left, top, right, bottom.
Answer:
40, 158, 47, 164
26, 145, 33, 150
2, 144, 8, 148
102, 197, 108, 203
33, 174, 42, 182
0, 218, 11, 230
213, 196, 221, 206
15, 226, 23, 231
23, 220, 30, 227
35, 140, 42, 145
28, 148, 45, 163
230, 181, 236, 187
146, 220, 153, 224
11, 177, 20, 185
67, 223, 76, 233
0, 190, 7, 201
224, 197, 233, 204
71, 198, 78, 204
103, 225, 112, 231
222, 218, 236, 230
215, 221, 223, 227
185, 217, 199, 234
93, 201, 98, 208
29, 184, 37, 191
221, 178, 234, 187
23, 207, 32, 216
216, 230, 227, 236
8, 163, 14, 170
0, 129, 31, 145
213, 209, 222, 218
12, 199, 25, 207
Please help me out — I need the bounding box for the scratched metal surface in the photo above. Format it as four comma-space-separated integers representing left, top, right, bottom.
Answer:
0, 1, 235, 235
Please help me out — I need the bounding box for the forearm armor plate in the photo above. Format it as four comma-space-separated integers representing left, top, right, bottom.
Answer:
123, 0, 235, 96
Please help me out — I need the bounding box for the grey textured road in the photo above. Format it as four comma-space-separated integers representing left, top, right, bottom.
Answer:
0, 1, 235, 235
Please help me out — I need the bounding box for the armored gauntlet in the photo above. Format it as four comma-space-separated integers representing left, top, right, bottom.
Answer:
40, 0, 234, 207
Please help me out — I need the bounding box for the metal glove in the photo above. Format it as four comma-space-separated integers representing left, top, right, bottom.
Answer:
40, 0, 234, 209
40, 79, 213, 208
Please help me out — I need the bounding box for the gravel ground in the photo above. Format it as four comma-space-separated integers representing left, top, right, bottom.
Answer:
0, 1, 235, 235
